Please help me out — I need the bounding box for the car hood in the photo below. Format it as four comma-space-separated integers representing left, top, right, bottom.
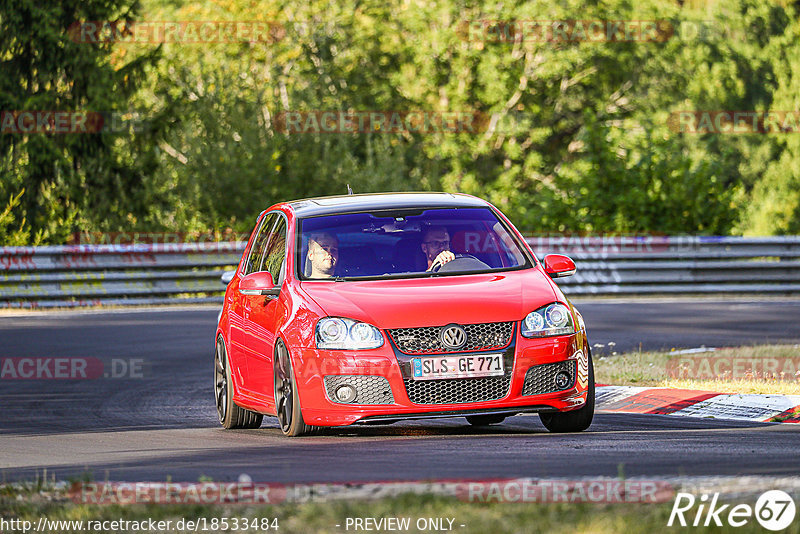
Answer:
298, 269, 558, 328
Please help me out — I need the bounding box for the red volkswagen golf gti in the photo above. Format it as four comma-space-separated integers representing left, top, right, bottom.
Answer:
214, 192, 593, 436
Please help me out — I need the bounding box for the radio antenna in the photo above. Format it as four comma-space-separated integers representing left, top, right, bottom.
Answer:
346, 184, 354, 195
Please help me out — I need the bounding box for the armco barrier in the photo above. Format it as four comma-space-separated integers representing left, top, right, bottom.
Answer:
1, 237, 799, 308
0, 242, 246, 308
532, 235, 800, 295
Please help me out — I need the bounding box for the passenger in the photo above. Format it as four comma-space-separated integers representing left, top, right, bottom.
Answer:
306, 232, 339, 278
421, 226, 455, 271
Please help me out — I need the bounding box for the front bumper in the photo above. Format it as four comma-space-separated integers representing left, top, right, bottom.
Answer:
291, 329, 590, 427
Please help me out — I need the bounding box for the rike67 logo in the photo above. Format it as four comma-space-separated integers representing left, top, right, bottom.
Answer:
668, 490, 796, 531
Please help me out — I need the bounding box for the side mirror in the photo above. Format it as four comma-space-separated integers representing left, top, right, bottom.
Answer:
239, 271, 280, 297
221, 270, 236, 285
543, 254, 576, 278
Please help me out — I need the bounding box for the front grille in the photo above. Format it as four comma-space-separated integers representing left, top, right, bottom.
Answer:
387, 322, 514, 354
403, 375, 511, 405
522, 360, 576, 396
324, 375, 395, 405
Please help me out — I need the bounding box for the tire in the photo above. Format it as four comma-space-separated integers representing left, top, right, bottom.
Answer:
539, 349, 595, 433
273, 339, 318, 437
214, 335, 263, 429
466, 414, 506, 426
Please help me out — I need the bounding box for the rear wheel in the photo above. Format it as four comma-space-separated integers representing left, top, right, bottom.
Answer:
539, 349, 595, 433
466, 414, 506, 426
214, 335, 263, 429
274, 339, 318, 436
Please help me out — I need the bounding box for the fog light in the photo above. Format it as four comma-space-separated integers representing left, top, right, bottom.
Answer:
334, 384, 357, 403
554, 371, 572, 390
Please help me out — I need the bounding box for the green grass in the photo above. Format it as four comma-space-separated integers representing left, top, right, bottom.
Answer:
595, 344, 800, 395
1, 489, 793, 534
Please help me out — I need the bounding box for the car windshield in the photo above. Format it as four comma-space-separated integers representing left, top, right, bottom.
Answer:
297, 207, 530, 280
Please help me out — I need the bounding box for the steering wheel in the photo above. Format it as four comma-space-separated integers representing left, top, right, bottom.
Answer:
430, 253, 489, 273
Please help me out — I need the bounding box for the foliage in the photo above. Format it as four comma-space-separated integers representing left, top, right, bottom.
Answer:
0, 0, 167, 243
0, 189, 32, 245
740, 11, 800, 234
1, 0, 799, 242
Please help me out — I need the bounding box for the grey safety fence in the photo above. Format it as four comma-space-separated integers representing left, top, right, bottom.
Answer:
2, 236, 800, 308
0, 242, 247, 308
531, 235, 800, 295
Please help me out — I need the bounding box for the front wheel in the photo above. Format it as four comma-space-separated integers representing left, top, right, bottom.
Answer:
273, 339, 318, 436
214, 335, 263, 429
539, 349, 595, 433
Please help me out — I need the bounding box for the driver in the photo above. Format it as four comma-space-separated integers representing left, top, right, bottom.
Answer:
421, 226, 455, 271
306, 232, 339, 278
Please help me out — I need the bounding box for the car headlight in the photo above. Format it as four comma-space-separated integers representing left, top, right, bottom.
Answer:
521, 303, 575, 338
316, 317, 384, 350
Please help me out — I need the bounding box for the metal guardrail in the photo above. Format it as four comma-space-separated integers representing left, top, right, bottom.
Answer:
532, 236, 800, 295
1, 237, 799, 307
0, 243, 246, 308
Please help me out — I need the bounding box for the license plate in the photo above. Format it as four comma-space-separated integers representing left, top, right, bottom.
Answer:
411, 354, 504, 380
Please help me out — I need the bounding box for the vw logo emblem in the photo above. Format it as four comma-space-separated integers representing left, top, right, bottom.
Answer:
440, 324, 467, 350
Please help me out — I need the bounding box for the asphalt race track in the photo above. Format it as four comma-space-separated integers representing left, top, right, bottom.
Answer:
1, 299, 799, 483
579, 298, 800, 355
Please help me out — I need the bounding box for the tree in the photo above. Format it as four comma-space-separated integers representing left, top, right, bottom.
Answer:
0, 0, 165, 243
4, 0, 798, 241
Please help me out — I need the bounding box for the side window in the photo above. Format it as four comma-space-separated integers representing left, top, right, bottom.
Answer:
244, 214, 277, 275
262, 216, 287, 284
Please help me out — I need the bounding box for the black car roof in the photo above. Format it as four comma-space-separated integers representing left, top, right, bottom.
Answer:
285, 192, 490, 218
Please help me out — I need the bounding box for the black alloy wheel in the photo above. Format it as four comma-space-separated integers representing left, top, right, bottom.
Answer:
214, 335, 263, 429
273, 339, 317, 436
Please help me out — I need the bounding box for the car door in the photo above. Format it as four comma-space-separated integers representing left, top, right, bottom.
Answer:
243, 213, 288, 403
230, 213, 276, 394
